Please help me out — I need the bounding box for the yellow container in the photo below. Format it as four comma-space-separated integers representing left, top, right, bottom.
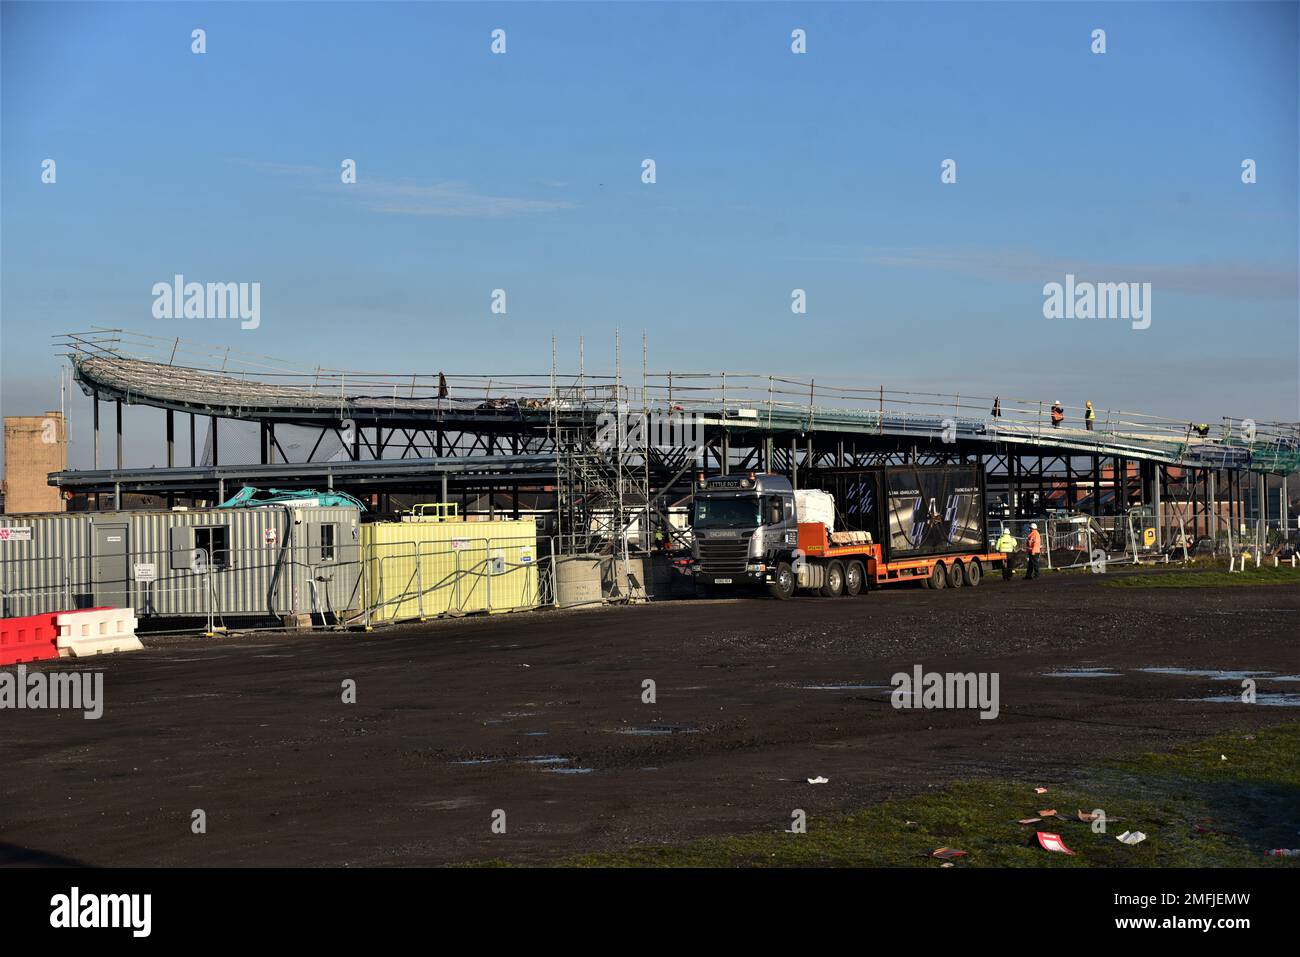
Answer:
361, 518, 539, 622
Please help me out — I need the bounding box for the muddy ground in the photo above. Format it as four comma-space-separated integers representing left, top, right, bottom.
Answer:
1, 572, 1296, 866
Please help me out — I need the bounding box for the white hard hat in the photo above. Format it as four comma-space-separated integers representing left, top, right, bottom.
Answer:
1030, 523, 1038, 529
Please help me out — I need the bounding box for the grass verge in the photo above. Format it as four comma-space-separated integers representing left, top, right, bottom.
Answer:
1103, 566, 1300, 588
548, 725, 1300, 867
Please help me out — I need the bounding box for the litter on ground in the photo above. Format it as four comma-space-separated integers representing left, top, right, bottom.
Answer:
930, 847, 968, 861
1036, 832, 1075, 855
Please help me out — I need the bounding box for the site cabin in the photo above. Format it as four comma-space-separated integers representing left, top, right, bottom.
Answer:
0, 504, 362, 622
691, 467, 1007, 600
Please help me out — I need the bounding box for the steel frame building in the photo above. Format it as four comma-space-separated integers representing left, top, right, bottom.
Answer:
51, 330, 1300, 552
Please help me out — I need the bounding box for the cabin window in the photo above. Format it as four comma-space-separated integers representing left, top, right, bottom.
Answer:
320, 524, 337, 562
765, 497, 784, 525
194, 526, 229, 569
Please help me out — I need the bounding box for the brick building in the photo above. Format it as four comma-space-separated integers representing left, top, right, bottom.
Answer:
3, 412, 67, 514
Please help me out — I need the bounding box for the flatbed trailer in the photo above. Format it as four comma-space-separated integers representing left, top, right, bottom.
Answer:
795, 521, 1006, 594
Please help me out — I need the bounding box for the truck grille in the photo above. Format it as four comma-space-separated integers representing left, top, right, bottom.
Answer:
697, 538, 751, 574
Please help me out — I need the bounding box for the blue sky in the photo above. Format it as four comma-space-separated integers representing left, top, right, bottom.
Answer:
2, 1, 1297, 468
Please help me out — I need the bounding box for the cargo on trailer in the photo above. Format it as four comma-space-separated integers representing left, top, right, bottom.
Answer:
804, 465, 987, 563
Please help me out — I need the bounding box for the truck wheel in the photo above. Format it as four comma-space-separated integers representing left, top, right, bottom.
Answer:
844, 561, 865, 597
963, 559, 982, 587
820, 560, 845, 597
947, 560, 964, 588
929, 562, 946, 589
767, 562, 796, 600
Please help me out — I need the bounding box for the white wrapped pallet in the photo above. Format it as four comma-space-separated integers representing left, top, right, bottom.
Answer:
794, 489, 836, 531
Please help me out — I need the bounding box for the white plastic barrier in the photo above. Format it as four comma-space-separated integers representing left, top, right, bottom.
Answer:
56, 608, 144, 658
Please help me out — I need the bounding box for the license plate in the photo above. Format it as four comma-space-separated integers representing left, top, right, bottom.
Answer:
714, 578, 732, 584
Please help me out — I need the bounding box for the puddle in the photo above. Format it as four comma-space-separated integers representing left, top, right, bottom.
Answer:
520, 756, 569, 765
520, 731, 549, 737
1042, 668, 1122, 678
1140, 668, 1275, 680
546, 767, 594, 775
800, 683, 889, 691
1180, 693, 1300, 707
414, 797, 478, 810
614, 724, 699, 736
452, 758, 502, 766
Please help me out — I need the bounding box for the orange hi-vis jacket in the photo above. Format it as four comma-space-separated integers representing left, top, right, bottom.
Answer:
1027, 529, 1042, 554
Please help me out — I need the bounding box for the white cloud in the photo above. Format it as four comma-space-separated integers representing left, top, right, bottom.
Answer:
860, 246, 1298, 301
228, 159, 575, 219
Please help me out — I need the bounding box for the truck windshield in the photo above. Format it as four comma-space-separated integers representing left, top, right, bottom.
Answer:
693, 496, 761, 529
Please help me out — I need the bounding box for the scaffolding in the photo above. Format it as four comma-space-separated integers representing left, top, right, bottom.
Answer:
549, 334, 650, 549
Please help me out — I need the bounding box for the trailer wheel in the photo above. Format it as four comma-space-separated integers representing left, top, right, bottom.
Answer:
820, 560, 846, 597
768, 562, 796, 600
947, 560, 964, 588
929, 562, 946, 589
844, 561, 865, 597
963, 559, 982, 587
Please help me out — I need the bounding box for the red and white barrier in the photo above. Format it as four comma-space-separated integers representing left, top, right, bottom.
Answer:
0, 612, 62, 666
55, 608, 143, 658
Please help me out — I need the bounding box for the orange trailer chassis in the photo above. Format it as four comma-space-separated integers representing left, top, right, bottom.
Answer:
795, 522, 1005, 589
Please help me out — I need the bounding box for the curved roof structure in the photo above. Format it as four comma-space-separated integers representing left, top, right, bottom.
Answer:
58, 329, 1300, 473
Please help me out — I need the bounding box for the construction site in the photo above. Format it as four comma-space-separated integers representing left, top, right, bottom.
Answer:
0, 327, 1295, 874
3, 0, 1298, 941
0, 329, 1293, 624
